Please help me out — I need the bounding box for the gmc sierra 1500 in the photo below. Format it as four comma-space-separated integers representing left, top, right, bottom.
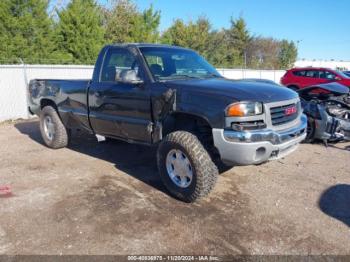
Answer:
28, 44, 307, 202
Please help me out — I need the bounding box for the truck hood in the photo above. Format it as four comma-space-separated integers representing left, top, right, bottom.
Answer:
164, 78, 298, 103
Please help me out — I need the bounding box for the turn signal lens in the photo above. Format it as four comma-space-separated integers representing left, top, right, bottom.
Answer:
226, 102, 263, 117
227, 103, 245, 117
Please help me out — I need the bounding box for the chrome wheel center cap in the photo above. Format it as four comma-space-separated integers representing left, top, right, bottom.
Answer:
165, 149, 193, 188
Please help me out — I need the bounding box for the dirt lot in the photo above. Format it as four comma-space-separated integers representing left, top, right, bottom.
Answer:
0, 119, 349, 255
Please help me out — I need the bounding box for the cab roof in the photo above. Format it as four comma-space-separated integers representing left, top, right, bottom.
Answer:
108, 43, 192, 51
291, 67, 335, 71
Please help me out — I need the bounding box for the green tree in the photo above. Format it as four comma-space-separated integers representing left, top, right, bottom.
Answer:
278, 40, 298, 69
206, 30, 230, 68
225, 16, 251, 67
246, 37, 281, 69
0, 0, 56, 63
161, 17, 211, 57
161, 19, 188, 46
105, 0, 139, 43
105, 0, 160, 43
136, 5, 161, 43
56, 0, 105, 64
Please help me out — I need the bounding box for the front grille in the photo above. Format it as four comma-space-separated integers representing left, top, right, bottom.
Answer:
270, 103, 299, 126
231, 120, 267, 131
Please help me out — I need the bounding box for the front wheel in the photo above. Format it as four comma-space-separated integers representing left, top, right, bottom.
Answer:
157, 131, 218, 202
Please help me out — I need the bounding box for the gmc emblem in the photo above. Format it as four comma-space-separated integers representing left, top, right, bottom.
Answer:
284, 106, 297, 116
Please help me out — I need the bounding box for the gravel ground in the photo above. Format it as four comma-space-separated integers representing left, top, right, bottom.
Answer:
0, 119, 349, 255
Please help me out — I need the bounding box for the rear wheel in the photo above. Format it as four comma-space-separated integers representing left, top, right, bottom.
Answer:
157, 131, 218, 202
40, 106, 69, 148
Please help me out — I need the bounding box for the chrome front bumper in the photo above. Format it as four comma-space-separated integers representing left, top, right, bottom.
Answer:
212, 114, 307, 166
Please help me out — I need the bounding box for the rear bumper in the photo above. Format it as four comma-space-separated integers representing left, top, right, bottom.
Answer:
213, 114, 307, 166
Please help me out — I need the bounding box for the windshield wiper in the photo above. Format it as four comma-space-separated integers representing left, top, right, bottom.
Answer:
171, 74, 200, 79
160, 74, 200, 80
203, 73, 223, 78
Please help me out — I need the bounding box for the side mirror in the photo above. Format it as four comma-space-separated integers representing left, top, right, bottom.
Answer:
120, 69, 144, 84
334, 76, 342, 81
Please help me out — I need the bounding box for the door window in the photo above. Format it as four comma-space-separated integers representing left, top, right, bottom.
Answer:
305, 70, 319, 78
293, 70, 306, 77
100, 48, 141, 82
320, 71, 336, 80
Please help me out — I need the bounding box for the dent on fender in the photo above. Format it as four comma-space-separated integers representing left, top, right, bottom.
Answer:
151, 88, 176, 143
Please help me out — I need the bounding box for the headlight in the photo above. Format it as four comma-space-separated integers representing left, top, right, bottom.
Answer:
226, 102, 263, 117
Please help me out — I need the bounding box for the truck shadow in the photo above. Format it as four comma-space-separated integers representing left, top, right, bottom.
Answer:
14, 120, 167, 194
15, 120, 233, 198
327, 144, 350, 152
14, 120, 251, 254
319, 184, 350, 227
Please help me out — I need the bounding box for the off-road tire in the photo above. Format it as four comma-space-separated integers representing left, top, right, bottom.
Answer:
40, 106, 69, 149
157, 131, 218, 202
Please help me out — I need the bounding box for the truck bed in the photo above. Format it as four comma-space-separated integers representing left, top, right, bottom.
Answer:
28, 79, 92, 131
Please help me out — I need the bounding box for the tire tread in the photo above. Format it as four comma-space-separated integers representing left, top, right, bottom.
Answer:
157, 131, 218, 202
40, 106, 69, 149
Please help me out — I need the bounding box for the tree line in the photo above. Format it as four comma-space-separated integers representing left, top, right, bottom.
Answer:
0, 0, 297, 69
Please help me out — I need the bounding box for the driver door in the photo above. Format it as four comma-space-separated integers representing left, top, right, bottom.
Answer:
88, 47, 152, 143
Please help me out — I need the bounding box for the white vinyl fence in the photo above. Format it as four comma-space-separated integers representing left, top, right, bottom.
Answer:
0, 65, 94, 121
0, 65, 285, 122
217, 68, 285, 83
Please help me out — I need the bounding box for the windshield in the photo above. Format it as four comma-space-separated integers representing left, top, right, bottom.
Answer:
336, 70, 350, 79
139, 47, 222, 81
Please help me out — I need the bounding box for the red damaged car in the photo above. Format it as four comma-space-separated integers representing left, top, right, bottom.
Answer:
280, 67, 350, 91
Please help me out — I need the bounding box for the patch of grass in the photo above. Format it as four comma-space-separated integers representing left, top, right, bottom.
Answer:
0, 118, 27, 126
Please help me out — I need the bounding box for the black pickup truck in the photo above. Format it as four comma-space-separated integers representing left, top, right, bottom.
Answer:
28, 43, 307, 202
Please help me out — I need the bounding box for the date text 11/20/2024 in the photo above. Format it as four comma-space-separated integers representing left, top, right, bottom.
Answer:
127, 255, 219, 261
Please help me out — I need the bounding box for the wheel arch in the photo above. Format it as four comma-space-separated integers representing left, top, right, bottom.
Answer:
162, 111, 213, 137
40, 98, 58, 111
161, 112, 222, 164
39, 98, 68, 124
